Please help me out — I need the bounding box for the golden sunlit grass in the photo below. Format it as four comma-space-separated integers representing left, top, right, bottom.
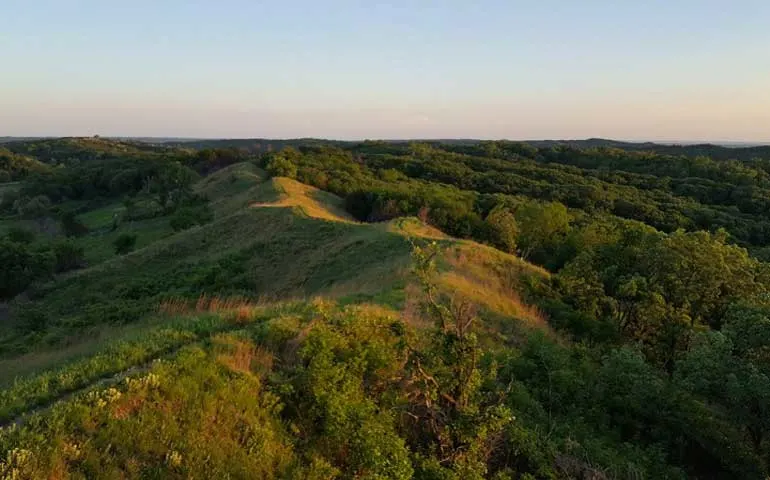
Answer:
251, 177, 356, 222
440, 273, 546, 328
157, 295, 260, 319
383, 217, 449, 240
440, 243, 549, 329
213, 334, 274, 375
339, 302, 401, 321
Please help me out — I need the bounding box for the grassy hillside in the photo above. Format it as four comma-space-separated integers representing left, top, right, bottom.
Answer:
2, 164, 545, 360
0, 164, 567, 478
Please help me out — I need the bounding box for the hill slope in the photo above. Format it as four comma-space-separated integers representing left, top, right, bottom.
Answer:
0, 166, 567, 479
2, 164, 546, 359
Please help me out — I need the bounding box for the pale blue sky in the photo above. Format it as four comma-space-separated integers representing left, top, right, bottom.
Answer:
2, 0, 769, 140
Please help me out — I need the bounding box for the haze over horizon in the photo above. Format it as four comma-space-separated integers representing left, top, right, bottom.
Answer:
3, 0, 769, 141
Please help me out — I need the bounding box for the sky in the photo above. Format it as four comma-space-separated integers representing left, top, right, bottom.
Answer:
2, 0, 769, 141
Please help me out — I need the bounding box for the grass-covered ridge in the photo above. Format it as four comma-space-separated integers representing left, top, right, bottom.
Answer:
252, 176, 356, 222
2, 164, 544, 360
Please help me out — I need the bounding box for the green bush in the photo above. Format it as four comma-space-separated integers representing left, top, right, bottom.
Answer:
169, 205, 214, 232
53, 240, 85, 272
0, 238, 54, 299
5, 227, 36, 244
266, 156, 298, 179
485, 205, 518, 254
17, 194, 51, 219
113, 233, 137, 255
60, 211, 89, 237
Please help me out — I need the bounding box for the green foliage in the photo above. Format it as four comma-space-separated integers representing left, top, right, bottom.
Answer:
5, 227, 35, 244
113, 233, 137, 255
558, 226, 768, 370
188, 147, 251, 173
676, 304, 770, 471
52, 240, 85, 273
148, 161, 197, 212
169, 204, 213, 231
0, 344, 298, 479
281, 308, 414, 479
265, 148, 300, 179
408, 241, 515, 478
0, 310, 269, 424
485, 205, 518, 254
514, 201, 570, 265
15, 194, 51, 219
0, 294, 766, 478
0, 148, 49, 181
59, 211, 89, 237
0, 238, 54, 299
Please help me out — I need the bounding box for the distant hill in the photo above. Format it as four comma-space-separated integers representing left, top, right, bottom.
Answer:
0, 136, 50, 144
524, 137, 770, 161
5, 136, 770, 161
132, 136, 770, 161
2, 137, 182, 163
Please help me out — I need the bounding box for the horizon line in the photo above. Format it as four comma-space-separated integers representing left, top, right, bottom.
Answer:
2, 135, 770, 145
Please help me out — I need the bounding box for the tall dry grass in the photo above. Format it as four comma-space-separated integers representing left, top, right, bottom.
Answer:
157, 295, 262, 323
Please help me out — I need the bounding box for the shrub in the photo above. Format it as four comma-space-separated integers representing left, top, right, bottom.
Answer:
17, 195, 51, 219
53, 240, 86, 272
169, 205, 214, 232
60, 211, 90, 237
0, 188, 20, 213
485, 205, 518, 254
266, 156, 298, 179
0, 239, 55, 299
5, 227, 36, 244
14, 305, 49, 332
113, 233, 137, 255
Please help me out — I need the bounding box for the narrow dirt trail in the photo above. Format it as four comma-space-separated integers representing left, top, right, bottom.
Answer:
0, 318, 258, 430
0, 363, 153, 430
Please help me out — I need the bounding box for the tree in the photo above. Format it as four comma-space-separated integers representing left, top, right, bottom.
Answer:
53, 240, 85, 272
514, 201, 570, 264
169, 205, 213, 231
559, 224, 768, 372
60, 211, 89, 237
485, 205, 518, 254
676, 314, 770, 473
406, 241, 514, 478
265, 150, 299, 178
0, 238, 55, 299
5, 227, 36, 244
146, 162, 196, 212
16, 194, 51, 220
114, 233, 137, 255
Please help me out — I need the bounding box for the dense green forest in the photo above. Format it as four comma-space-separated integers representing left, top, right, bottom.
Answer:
1, 137, 770, 479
